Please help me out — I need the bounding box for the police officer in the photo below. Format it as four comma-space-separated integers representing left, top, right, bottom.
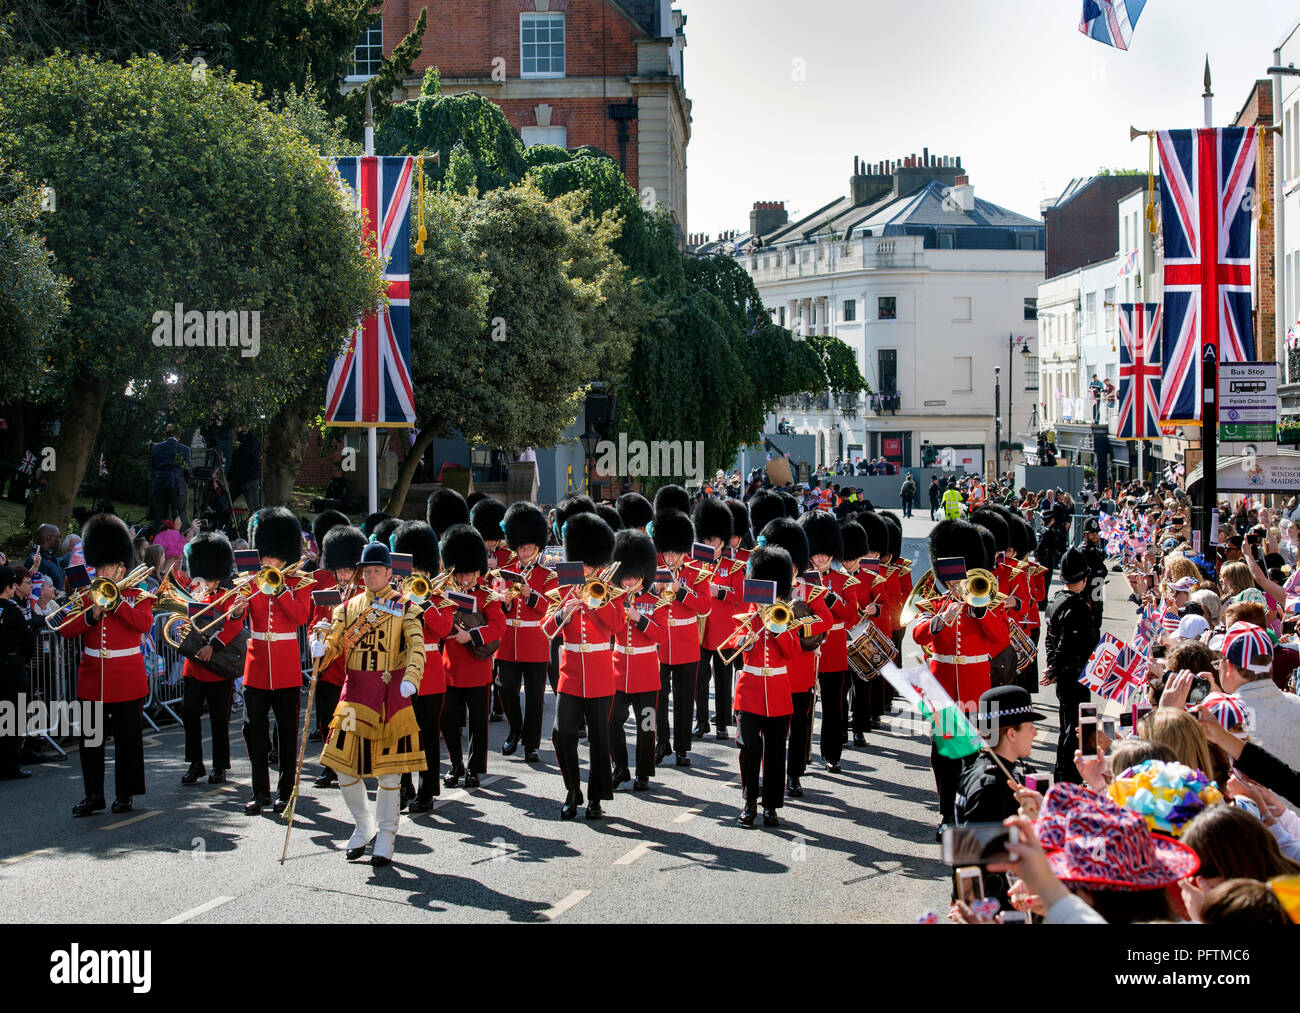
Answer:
1077, 516, 1108, 629
941, 481, 965, 520
1043, 548, 1094, 784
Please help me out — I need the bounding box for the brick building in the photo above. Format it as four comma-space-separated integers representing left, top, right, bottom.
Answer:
1235, 79, 1276, 363
355, 0, 691, 236
1041, 174, 1147, 280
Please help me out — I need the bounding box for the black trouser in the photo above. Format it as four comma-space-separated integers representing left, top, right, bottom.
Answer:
497, 660, 547, 751
738, 711, 789, 809
553, 693, 612, 802
1016, 626, 1041, 695
442, 684, 490, 775
929, 499, 939, 520
0, 673, 24, 774
656, 662, 698, 756
81, 697, 146, 801
931, 739, 965, 825
242, 685, 299, 800
150, 480, 188, 525
491, 667, 504, 718
182, 678, 232, 771
695, 650, 735, 731
315, 680, 341, 777
402, 692, 444, 802
610, 689, 657, 779
902, 497, 914, 518
818, 670, 848, 764
787, 690, 814, 780
1054, 677, 1090, 784
547, 638, 560, 693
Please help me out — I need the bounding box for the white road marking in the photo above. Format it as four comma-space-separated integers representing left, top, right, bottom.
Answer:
162, 895, 235, 924
614, 842, 655, 866
0, 848, 51, 866
673, 808, 701, 824
542, 889, 590, 920
102, 810, 163, 831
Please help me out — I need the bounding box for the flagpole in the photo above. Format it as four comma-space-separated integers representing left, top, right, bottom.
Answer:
1200, 58, 1217, 558
364, 87, 379, 516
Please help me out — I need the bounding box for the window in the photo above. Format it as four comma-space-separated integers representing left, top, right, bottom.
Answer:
1085, 292, 1097, 334
350, 18, 383, 79
1024, 297, 1037, 321
521, 125, 567, 148
843, 299, 856, 322
878, 296, 897, 320
1104, 287, 1116, 334
953, 296, 971, 322
936, 232, 955, 250
1024, 354, 1039, 391
778, 306, 786, 327
878, 349, 897, 393
1016, 233, 1035, 251
521, 13, 565, 78
953, 356, 972, 392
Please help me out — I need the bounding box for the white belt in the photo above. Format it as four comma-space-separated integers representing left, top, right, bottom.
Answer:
507, 618, 540, 628
668, 617, 697, 627
930, 653, 990, 665
614, 644, 657, 656
83, 646, 141, 659
742, 664, 787, 676
564, 642, 611, 653
252, 631, 299, 642
830, 622, 846, 631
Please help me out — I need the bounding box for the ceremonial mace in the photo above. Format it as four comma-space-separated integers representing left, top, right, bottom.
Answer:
281, 639, 327, 865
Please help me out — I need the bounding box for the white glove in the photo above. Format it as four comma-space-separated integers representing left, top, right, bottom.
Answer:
399, 679, 418, 698
310, 638, 327, 658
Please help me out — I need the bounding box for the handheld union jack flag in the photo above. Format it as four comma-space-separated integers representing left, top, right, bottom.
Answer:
1118, 303, 1161, 439
1157, 128, 1259, 423
1079, 0, 1146, 50
325, 156, 416, 428
1081, 633, 1121, 694
18, 451, 35, 476
1097, 642, 1146, 706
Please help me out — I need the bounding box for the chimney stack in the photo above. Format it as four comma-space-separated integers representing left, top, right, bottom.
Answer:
750, 201, 788, 237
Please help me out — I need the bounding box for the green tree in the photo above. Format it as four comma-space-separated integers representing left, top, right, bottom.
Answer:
0, 157, 69, 359
0, 54, 384, 526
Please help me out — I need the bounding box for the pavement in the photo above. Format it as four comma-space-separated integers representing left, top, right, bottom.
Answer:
0, 515, 1138, 924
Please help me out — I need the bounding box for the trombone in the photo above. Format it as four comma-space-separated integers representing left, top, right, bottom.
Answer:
45, 563, 155, 632
190, 556, 310, 636
719, 601, 811, 666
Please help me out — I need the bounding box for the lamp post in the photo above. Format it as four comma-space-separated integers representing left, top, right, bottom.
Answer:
579, 425, 600, 498
994, 366, 1001, 482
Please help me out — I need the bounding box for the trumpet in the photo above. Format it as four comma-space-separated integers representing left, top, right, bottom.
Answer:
45, 563, 155, 632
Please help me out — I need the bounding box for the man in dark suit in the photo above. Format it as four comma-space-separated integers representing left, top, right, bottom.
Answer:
150, 424, 191, 525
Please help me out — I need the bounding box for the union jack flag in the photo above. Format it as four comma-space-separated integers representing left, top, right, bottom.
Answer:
325, 156, 416, 428
1117, 303, 1162, 439
1157, 127, 1259, 423
1082, 634, 1146, 705
1117, 247, 1139, 277
1078, 0, 1146, 50
1081, 634, 1120, 694
18, 451, 36, 476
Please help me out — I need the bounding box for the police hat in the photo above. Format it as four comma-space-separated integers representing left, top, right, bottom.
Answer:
1059, 547, 1089, 584
976, 685, 1046, 737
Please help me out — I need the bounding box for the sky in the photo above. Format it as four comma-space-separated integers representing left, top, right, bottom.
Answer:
681, 0, 1299, 237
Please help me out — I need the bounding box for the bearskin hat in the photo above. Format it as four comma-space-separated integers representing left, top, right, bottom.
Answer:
470, 498, 507, 544
651, 508, 694, 555
799, 510, 843, 561
249, 507, 301, 564
465, 491, 487, 511
1008, 514, 1034, 558
653, 484, 691, 517
392, 521, 440, 575
440, 523, 488, 575
183, 531, 233, 581
426, 488, 470, 538
726, 499, 752, 546
971, 507, 1010, 554
555, 495, 597, 534
929, 519, 988, 588
777, 490, 800, 518
322, 525, 366, 571
596, 503, 624, 532
692, 499, 732, 544
878, 510, 903, 558
747, 545, 794, 601
839, 520, 868, 561
503, 502, 548, 552
747, 491, 786, 539
759, 517, 810, 573
615, 492, 653, 531
612, 530, 658, 589
312, 509, 350, 552
564, 512, 615, 568
371, 517, 401, 549
857, 511, 889, 557
977, 527, 996, 569
362, 511, 392, 537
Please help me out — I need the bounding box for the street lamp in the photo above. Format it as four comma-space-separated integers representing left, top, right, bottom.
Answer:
579, 425, 600, 497
994, 366, 1001, 481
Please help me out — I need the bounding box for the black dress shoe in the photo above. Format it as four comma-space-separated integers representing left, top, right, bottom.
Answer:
408, 796, 433, 814
585, 802, 603, 819
739, 803, 757, 827
307, 730, 323, 742
180, 763, 205, 786
0, 768, 32, 780
399, 782, 414, 811
655, 746, 671, 764
693, 724, 707, 738
560, 793, 579, 820
632, 777, 649, 791
371, 854, 391, 867
786, 777, 803, 798
313, 771, 336, 788
675, 753, 690, 767
763, 808, 780, 827
464, 772, 481, 789
825, 761, 841, 774
612, 766, 631, 788
577, 725, 587, 741
273, 797, 290, 815
489, 712, 505, 723
443, 766, 463, 789
244, 793, 273, 815
502, 735, 519, 756
853, 732, 866, 747
72, 795, 106, 817
715, 728, 730, 741
524, 749, 540, 763
346, 835, 375, 861
111, 797, 133, 814
208, 769, 227, 784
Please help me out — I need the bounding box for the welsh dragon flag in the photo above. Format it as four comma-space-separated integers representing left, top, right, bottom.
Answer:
880, 663, 984, 759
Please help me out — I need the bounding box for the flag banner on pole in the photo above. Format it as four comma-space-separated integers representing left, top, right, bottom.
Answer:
325, 156, 416, 428
879, 663, 984, 759
1078, 0, 1146, 50
1157, 127, 1258, 423
1117, 303, 1162, 439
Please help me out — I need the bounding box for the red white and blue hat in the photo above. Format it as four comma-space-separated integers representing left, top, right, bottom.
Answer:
1196, 691, 1249, 732
1222, 622, 1274, 674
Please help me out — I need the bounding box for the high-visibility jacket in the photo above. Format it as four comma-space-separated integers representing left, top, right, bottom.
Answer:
941, 489, 965, 520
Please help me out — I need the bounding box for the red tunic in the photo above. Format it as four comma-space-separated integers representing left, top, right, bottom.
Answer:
63, 586, 154, 703
497, 563, 558, 664
654, 558, 710, 666
419, 601, 455, 695
791, 580, 834, 693
812, 568, 861, 672
545, 596, 622, 698
910, 604, 1012, 707
309, 571, 348, 688
733, 623, 799, 717
242, 577, 313, 691
182, 585, 246, 684
701, 551, 748, 652
882, 564, 904, 633
996, 558, 1036, 630
440, 586, 506, 688
613, 593, 666, 694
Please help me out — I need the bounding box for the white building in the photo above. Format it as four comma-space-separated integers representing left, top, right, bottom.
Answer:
716, 154, 1044, 475
1274, 21, 1300, 424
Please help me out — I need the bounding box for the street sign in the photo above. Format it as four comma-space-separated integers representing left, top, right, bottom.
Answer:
1219, 363, 1277, 446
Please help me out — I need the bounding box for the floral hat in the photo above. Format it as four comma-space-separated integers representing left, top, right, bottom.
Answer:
1036, 783, 1200, 891
1106, 759, 1224, 838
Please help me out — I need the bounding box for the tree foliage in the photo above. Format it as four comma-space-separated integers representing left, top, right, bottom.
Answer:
0, 157, 69, 357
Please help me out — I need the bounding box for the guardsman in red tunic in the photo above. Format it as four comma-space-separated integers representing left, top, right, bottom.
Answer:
392, 521, 454, 813
496, 502, 556, 764
650, 503, 711, 767
310, 522, 364, 788
836, 518, 884, 745
607, 531, 665, 791
730, 545, 801, 827
855, 512, 895, 733
228, 507, 313, 816
471, 498, 512, 723
178, 532, 243, 786
908, 520, 1011, 827
693, 498, 741, 740
437, 524, 506, 789
63, 514, 155, 816
1006, 512, 1045, 694
542, 513, 622, 819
